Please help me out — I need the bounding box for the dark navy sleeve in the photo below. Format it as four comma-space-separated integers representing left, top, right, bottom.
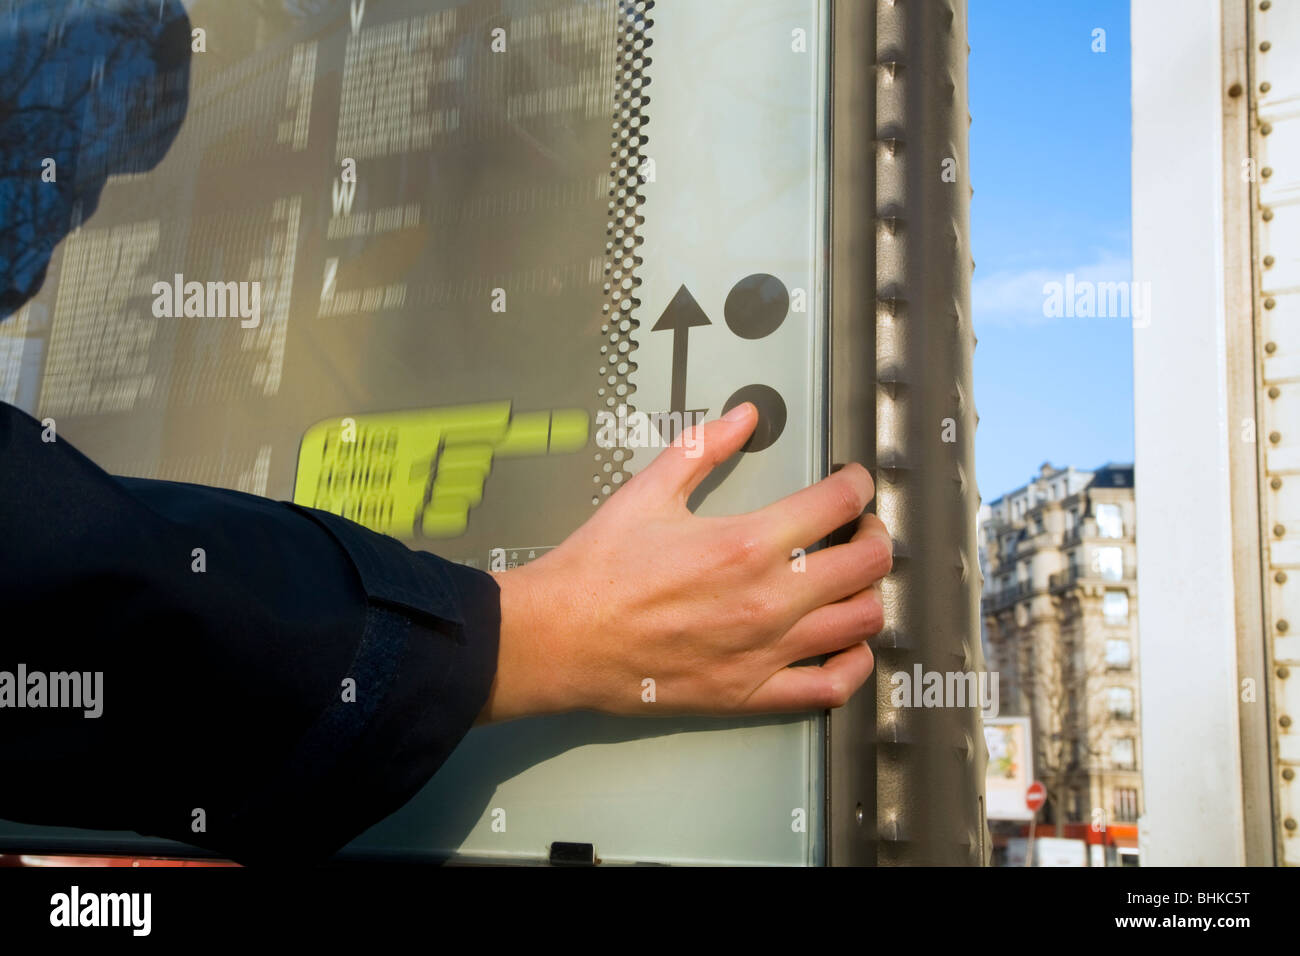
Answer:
0, 399, 500, 865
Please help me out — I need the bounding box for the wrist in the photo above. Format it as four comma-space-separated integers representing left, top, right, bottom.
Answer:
477, 562, 577, 724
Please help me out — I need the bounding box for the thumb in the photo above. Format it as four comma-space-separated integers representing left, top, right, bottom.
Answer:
641, 402, 758, 505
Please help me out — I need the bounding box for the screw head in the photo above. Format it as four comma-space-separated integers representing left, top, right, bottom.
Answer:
1266, 341, 1278, 354
1279, 619, 1290, 632
1270, 431, 1282, 443
1263, 166, 1274, 178
1279, 666, 1291, 679
1272, 476, 1283, 490
1269, 387, 1281, 400
1275, 524, 1286, 537
1285, 767, 1296, 781
1282, 714, 1294, 727
1229, 82, 1243, 97
1266, 297, 1277, 308
1288, 818, 1299, 832
1261, 0, 1272, 9
1261, 81, 1273, 93
1261, 41, 1272, 52
1264, 255, 1276, 267
1263, 209, 1275, 221
1278, 570, 1289, 583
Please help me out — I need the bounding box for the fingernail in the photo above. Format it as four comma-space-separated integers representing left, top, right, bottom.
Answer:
723, 402, 753, 422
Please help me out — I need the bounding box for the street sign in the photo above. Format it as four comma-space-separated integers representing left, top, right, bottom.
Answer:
1026, 781, 1047, 813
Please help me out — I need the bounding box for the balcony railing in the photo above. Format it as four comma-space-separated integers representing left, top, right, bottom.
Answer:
1049, 566, 1137, 591
981, 580, 1034, 612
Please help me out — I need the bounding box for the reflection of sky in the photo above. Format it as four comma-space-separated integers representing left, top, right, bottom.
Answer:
970, 1, 1134, 499
0, 0, 190, 319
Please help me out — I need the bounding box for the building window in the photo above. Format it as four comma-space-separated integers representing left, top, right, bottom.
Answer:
1113, 787, 1139, 822
1103, 590, 1129, 624
1108, 686, 1134, 720
1111, 737, 1136, 770
1096, 502, 1124, 538
1105, 639, 1132, 668
1065, 509, 1076, 534
1092, 546, 1123, 581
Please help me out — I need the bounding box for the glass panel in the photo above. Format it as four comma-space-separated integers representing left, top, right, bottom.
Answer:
1106, 639, 1132, 667
0, 0, 831, 866
1108, 686, 1134, 718
1095, 502, 1123, 538
1103, 589, 1129, 623
1110, 737, 1136, 769
1093, 546, 1123, 581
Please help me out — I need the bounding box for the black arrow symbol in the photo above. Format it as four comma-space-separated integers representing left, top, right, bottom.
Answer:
652, 284, 711, 417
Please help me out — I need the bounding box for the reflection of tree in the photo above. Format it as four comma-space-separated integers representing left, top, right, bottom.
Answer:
0, 0, 191, 320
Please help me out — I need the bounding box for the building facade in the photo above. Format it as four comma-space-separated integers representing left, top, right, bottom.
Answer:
980, 463, 1141, 838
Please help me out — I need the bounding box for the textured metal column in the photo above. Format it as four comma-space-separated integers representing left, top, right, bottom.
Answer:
828, 0, 988, 865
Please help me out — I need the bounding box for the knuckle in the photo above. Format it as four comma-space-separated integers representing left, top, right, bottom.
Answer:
823, 676, 852, 709
840, 462, 872, 506
831, 479, 864, 526
722, 527, 767, 568
871, 533, 895, 575
858, 594, 884, 635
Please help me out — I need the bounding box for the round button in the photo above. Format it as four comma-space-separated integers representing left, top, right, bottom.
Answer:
723, 384, 787, 453
724, 274, 790, 340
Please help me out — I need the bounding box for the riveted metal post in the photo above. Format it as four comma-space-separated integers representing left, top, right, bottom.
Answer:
828, 0, 987, 865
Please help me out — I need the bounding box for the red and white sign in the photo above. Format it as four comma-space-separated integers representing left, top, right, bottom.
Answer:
1026, 781, 1047, 813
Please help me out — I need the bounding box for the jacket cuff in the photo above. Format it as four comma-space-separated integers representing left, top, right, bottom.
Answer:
220, 513, 501, 864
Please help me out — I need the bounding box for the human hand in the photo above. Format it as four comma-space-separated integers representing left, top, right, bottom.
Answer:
477, 402, 891, 723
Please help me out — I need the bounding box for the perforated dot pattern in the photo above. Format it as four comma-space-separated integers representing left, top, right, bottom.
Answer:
592, 0, 652, 506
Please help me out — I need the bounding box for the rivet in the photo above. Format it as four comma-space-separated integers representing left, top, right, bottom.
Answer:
1264, 255, 1276, 267
1272, 477, 1283, 491
1282, 714, 1294, 727
1274, 523, 1286, 537
1263, 166, 1274, 178
1262, 123, 1274, 136
1266, 341, 1278, 354
1279, 666, 1291, 679
1270, 431, 1282, 443
1261, 0, 1272, 9
1266, 297, 1277, 308
1261, 81, 1273, 93
1263, 208, 1275, 221
1269, 387, 1281, 400
1261, 41, 1272, 52
1228, 82, 1243, 97
1278, 619, 1290, 632
1288, 818, 1299, 832
1277, 570, 1288, 584
1285, 767, 1296, 781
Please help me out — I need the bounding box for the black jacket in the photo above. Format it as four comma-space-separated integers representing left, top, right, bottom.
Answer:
0, 399, 501, 864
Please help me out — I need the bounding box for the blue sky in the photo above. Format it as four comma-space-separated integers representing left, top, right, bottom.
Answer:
969, 0, 1134, 499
